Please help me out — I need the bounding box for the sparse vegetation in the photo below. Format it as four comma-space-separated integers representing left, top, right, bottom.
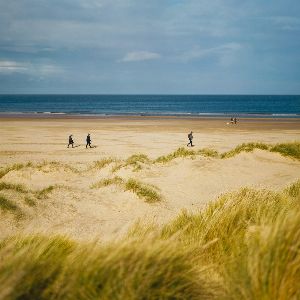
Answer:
91, 176, 124, 188
91, 158, 116, 170
112, 154, 151, 172
91, 176, 162, 203
197, 148, 219, 158
125, 178, 162, 203
24, 197, 36, 207
0, 182, 27, 193
270, 141, 300, 160
220, 142, 269, 158
35, 185, 57, 199
155, 147, 196, 163
0, 194, 19, 213
0, 162, 32, 179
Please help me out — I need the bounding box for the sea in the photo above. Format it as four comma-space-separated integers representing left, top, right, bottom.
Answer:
0, 95, 299, 118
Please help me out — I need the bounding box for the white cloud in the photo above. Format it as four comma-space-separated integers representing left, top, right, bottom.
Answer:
0, 60, 64, 76
0, 60, 28, 73
120, 51, 161, 62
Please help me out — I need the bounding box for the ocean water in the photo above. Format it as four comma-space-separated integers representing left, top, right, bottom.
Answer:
0, 95, 299, 118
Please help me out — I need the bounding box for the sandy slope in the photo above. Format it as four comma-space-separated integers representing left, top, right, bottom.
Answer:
0, 117, 299, 240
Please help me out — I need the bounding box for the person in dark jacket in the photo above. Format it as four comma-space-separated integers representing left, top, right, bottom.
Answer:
86, 133, 92, 148
67, 135, 74, 148
187, 131, 193, 147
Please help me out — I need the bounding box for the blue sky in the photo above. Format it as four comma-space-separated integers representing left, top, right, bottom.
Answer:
0, 0, 299, 94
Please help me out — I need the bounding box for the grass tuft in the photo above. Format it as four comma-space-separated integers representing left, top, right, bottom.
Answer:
125, 179, 162, 203
92, 158, 116, 170
270, 141, 300, 160
220, 142, 270, 158
197, 148, 219, 158
112, 154, 151, 172
24, 197, 36, 207
283, 179, 300, 198
0, 194, 19, 213
91, 176, 124, 189
155, 147, 196, 163
35, 185, 57, 200
0, 182, 27, 193
0, 163, 30, 179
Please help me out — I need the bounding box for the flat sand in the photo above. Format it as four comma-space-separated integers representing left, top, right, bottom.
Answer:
0, 116, 299, 240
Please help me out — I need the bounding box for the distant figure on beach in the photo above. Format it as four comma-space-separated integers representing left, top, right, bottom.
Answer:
86, 133, 92, 148
230, 117, 234, 124
187, 131, 194, 147
234, 117, 237, 124
68, 135, 74, 148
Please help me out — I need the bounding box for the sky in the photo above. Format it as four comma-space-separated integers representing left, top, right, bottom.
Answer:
0, 0, 299, 94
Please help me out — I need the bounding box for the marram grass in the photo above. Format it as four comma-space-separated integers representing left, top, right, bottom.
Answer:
0, 181, 299, 299
0, 142, 299, 178
125, 178, 162, 203
0, 236, 218, 300
92, 176, 163, 203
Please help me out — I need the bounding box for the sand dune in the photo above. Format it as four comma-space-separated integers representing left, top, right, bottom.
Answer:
0, 117, 299, 240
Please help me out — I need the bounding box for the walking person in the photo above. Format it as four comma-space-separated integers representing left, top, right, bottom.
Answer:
86, 133, 92, 148
67, 134, 74, 148
187, 131, 194, 147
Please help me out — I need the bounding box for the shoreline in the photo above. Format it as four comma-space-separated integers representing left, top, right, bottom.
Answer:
0, 112, 299, 119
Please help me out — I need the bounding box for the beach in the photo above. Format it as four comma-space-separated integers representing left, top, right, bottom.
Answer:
0, 116, 299, 240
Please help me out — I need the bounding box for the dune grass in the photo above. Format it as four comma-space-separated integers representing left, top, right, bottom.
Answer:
155, 147, 197, 163
91, 158, 116, 170
0, 194, 19, 213
125, 179, 162, 203
0, 182, 27, 193
92, 176, 162, 203
154, 141, 300, 164
0, 236, 217, 300
270, 141, 300, 160
0, 162, 33, 179
91, 176, 124, 189
24, 197, 36, 207
112, 154, 151, 172
35, 185, 57, 200
0, 181, 299, 299
220, 142, 269, 158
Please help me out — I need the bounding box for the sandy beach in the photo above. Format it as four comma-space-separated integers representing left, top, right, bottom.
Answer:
0, 116, 299, 240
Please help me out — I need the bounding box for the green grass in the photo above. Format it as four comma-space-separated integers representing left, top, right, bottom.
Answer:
91, 176, 124, 189
125, 179, 162, 203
